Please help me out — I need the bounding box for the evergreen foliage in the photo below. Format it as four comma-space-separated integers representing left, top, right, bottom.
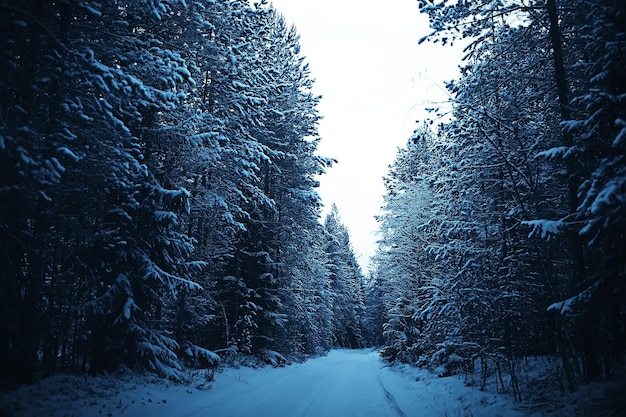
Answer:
374, 0, 626, 399
0, 0, 363, 386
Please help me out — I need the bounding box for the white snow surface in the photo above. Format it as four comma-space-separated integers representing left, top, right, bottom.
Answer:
0, 349, 602, 417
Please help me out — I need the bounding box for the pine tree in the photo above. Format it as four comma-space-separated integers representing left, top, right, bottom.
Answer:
323, 205, 365, 349
372, 0, 626, 394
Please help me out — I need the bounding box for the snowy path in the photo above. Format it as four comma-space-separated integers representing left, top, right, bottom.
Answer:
2, 349, 537, 417
116, 349, 527, 417
197, 349, 417, 417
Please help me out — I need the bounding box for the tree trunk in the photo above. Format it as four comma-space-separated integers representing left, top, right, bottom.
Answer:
546, 0, 597, 388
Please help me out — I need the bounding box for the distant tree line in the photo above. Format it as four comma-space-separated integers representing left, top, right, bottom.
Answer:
0, 0, 367, 386
373, 0, 625, 399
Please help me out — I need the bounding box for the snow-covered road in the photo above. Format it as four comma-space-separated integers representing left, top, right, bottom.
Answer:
196, 349, 415, 417
2, 349, 538, 417
118, 349, 529, 417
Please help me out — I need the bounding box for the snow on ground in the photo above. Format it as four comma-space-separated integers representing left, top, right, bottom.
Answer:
0, 349, 618, 417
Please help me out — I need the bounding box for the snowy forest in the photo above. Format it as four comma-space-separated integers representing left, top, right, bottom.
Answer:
0, 0, 368, 385
373, 0, 626, 397
1, 0, 625, 414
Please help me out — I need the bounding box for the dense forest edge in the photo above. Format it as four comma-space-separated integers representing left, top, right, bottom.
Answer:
1, 0, 625, 414
371, 0, 626, 408
0, 0, 369, 387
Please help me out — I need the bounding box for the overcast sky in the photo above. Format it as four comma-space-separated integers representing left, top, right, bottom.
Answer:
269, 0, 463, 271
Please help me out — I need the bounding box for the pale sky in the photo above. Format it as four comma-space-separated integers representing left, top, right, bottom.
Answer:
270, 0, 463, 271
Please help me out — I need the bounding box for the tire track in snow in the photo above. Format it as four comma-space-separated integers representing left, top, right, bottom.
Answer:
377, 375, 408, 417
